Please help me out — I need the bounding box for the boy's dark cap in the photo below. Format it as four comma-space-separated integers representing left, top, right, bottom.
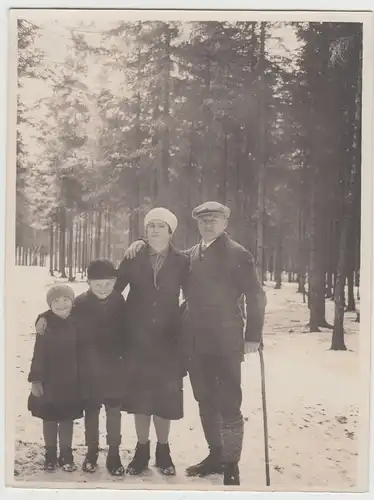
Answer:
87, 259, 117, 280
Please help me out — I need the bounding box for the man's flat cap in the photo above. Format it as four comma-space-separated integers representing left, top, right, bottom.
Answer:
192, 201, 231, 220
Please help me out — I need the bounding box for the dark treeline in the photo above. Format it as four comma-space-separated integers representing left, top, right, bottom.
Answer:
16, 20, 362, 349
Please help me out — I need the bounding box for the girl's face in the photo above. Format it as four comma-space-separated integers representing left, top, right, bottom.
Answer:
146, 220, 171, 249
89, 278, 116, 300
51, 297, 73, 319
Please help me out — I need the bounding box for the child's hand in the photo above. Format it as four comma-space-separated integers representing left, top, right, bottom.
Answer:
31, 382, 43, 397
35, 317, 47, 335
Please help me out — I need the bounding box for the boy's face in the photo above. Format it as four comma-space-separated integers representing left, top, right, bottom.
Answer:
51, 297, 73, 318
89, 278, 116, 300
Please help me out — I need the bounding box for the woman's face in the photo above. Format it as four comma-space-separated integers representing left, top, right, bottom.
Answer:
146, 220, 171, 248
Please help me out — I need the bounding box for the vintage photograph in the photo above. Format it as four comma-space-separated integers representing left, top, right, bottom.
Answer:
5, 8, 373, 492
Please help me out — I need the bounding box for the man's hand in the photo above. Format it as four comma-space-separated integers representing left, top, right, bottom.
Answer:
244, 341, 261, 354
35, 317, 47, 335
124, 240, 146, 259
31, 382, 43, 397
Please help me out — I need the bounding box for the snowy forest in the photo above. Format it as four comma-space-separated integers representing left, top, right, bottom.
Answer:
16, 18, 362, 352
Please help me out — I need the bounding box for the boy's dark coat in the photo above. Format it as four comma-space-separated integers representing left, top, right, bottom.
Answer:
73, 290, 128, 407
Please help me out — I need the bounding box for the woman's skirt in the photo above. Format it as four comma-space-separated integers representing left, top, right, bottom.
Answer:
122, 349, 184, 420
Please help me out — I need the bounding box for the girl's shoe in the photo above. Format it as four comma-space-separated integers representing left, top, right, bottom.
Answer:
126, 441, 150, 475
106, 446, 125, 476
82, 447, 99, 473
155, 442, 176, 476
58, 447, 77, 472
44, 446, 57, 472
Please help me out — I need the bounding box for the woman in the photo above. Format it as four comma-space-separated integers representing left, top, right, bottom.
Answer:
115, 207, 189, 476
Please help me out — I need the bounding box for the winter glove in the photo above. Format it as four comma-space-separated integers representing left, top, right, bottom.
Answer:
35, 317, 47, 335
244, 341, 261, 354
31, 381, 43, 397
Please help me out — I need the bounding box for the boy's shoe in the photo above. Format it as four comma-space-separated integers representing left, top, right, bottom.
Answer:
155, 442, 176, 476
82, 447, 99, 473
44, 446, 57, 472
58, 447, 77, 472
126, 441, 150, 475
106, 446, 125, 476
185, 446, 223, 477
223, 463, 240, 485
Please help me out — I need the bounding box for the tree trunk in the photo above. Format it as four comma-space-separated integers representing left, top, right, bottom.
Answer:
274, 223, 282, 289
309, 172, 327, 331
59, 207, 67, 278
49, 223, 54, 276
159, 24, 171, 204
218, 130, 228, 204
74, 215, 79, 275
107, 211, 111, 261
54, 220, 59, 271
67, 211, 74, 282
256, 21, 267, 283
95, 210, 102, 259
82, 214, 88, 275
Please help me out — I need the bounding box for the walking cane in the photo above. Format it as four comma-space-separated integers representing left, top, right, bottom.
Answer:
259, 345, 270, 486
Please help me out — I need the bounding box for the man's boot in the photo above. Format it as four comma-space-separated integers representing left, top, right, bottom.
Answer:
185, 446, 223, 477
223, 463, 240, 485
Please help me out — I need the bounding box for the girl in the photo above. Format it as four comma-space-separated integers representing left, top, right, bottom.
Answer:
28, 284, 82, 472
115, 208, 189, 476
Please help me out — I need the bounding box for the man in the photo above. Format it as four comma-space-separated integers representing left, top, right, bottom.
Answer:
124, 201, 266, 485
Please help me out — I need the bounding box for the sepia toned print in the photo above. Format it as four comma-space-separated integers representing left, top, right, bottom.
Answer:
5, 8, 373, 492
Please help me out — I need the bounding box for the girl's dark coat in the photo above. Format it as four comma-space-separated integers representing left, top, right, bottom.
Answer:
27, 310, 83, 421
115, 244, 189, 419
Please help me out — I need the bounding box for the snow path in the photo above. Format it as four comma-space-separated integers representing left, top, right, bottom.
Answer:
11, 267, 361, 491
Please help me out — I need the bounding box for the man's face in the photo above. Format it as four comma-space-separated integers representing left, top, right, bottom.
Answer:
89, 278, 116, 300
197, 213, 228, 242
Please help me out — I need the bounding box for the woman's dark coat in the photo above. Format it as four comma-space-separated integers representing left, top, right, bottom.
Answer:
115, 244, 189, 419
27, 310, 83, 421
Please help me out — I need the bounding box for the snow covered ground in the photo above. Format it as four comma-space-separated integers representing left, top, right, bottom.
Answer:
10, 267, 364, 491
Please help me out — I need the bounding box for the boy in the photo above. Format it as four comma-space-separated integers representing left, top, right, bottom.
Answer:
36, 260, 128, 476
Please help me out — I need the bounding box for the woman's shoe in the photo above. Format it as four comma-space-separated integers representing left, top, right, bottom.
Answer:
58, 447, 77, 472
106, 446, 125, 476
155, 442, 176, 476
82, 447, 99, 473
126, 441, 150, 475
